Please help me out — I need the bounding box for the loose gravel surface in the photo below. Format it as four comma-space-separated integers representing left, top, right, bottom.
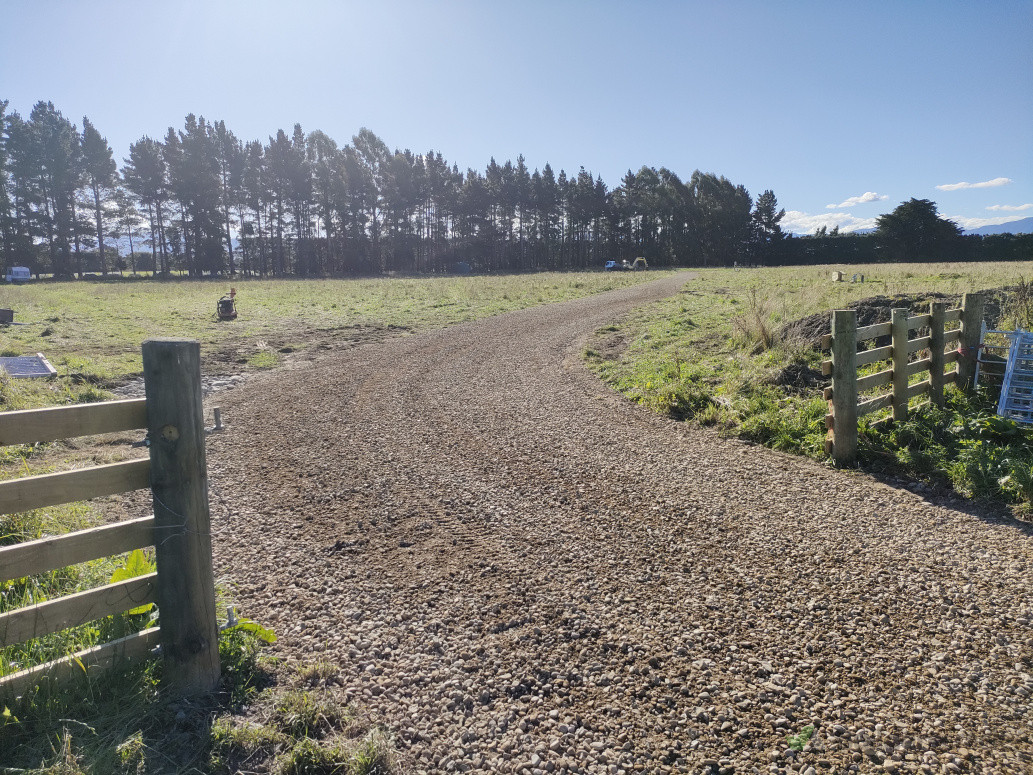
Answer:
205, 273, 1033, 774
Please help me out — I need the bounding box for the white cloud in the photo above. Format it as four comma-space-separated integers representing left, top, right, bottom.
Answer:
825, 191, 887, 209
935, 177, 1012, 191
781, 210, 878, 235
987, 203, 1033, 212
945, 214, 1031, 230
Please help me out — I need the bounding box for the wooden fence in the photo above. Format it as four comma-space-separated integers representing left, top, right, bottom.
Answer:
822, 293, 985, 465
0, 339, 219, 700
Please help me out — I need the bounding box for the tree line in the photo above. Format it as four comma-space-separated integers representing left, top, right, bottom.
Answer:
1, 100, 1027, 279
0, 99, 792, 277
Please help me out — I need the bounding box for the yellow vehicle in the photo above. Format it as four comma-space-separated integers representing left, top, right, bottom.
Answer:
610, 257, 649, 271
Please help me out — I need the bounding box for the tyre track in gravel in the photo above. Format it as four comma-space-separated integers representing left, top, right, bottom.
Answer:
205, 273, 1033, 775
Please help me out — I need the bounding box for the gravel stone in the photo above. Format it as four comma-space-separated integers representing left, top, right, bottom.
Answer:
194, 274, 1033, 773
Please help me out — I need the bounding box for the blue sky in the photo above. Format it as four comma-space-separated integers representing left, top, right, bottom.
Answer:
1, 0, 1030, 234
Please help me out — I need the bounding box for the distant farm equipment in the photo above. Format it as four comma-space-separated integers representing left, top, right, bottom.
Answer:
605, 257, 648, 271
217, 288, 238, 320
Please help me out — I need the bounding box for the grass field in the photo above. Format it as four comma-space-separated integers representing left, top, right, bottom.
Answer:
0, 271, 664, 411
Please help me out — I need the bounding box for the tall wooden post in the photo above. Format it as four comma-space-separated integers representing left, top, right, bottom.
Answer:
957, 292, 985, 391
929, 301, 946, 405
142, 339, 220, 697
831, 310, 858, 465
891, 308, 909, 422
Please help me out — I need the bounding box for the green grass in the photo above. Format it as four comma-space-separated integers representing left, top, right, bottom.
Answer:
588, 260, 1033, 509
2, 620, 395, 774
210, 664, 395, 775
0, 272, 666, 410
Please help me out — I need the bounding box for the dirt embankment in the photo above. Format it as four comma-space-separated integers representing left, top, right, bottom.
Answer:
186, 273, 1032, 774
782, 288, 1011, 347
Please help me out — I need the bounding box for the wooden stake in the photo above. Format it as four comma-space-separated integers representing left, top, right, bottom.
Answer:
891, 308, 909, 422
958, 293, 985, 391
831, 310, 858, 465
929, 301, 946, 405
142, 339, 220, 697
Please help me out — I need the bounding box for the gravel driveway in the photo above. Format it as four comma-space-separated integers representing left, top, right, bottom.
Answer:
206, 273, 1033, 774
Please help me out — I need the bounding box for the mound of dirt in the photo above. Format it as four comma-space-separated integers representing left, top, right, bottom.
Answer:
781, 287, 1011, 348
765, 362, 826, 393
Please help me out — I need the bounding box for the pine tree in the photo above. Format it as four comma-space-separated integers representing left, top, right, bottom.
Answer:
123, 136, 171, 275
240, 140, 267, 275
751, 189, 786, 264
307, 130, 341, 273
0, 100, 12, 268
80, 117, 118, 274
22, 102, 80, 276
213, 120, 243, 274
689, 171, 753, 266
109, 187, 144, 273
351, 128, 390, 272
264, 129, 292, 275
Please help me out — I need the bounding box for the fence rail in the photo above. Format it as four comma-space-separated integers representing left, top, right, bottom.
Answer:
0, 459, 151, 515
0, 628, 162, 701
0, 398, 147, 446
0, 339, 219, 700
822, 293, 984, 465
0, 516, 157, 581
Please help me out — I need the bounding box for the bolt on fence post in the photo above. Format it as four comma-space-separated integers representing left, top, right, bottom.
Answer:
142, 338, 220, 697
929, 301, 946, 405
958, 292, 985, 392
830, 309, 858, 465
891, 308, 909, 422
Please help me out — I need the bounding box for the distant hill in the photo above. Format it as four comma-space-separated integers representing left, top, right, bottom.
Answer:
964, 217, 1033, 236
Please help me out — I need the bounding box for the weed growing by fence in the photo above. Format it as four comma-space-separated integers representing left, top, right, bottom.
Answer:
859, 386, 1033, 507
3, 615, 397, 775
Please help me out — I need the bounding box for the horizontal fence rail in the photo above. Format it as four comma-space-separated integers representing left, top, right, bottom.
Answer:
0, 627, 161, 701
0, 339, 219, 701
822, 293, 984, 465
0, 398, 147, 446
0, 574, 157, 645
0, 516, 157, 582
0, 459, 151, 515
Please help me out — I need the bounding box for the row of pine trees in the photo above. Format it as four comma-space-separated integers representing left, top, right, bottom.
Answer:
0, 100, 789, 277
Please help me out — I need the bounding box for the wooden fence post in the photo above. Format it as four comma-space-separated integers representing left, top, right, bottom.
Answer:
929, 301, 946, 405
891, 308, 909, 422
830, 310, 858, 465
142, 339, 220, 697
957, 292, 985, 391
